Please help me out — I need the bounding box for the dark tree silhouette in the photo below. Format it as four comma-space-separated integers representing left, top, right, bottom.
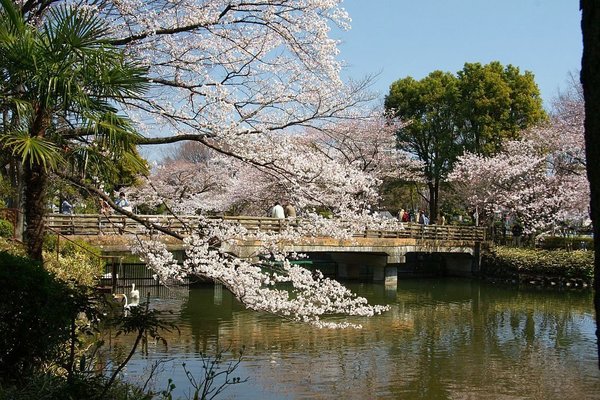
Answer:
580, 0, 600, 368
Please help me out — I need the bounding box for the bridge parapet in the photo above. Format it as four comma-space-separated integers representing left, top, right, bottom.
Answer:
44, 213, 486, 242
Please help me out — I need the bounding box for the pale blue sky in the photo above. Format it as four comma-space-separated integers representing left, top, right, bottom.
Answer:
335, 0, 583, 108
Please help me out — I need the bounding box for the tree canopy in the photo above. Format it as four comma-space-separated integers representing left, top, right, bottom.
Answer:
384, 61, 547, 219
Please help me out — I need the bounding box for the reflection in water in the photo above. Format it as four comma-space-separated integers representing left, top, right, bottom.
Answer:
111, 279, 600, 400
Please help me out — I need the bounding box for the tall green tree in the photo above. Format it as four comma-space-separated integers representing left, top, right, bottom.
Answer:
384, 71, 460, 220
0, 0, 148, 260
457, 62, 546, 155
385, 62, 546, 220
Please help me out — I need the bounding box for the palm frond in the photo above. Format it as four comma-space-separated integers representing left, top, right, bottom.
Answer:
0, 0, 26, 35
2, 131, 62, 171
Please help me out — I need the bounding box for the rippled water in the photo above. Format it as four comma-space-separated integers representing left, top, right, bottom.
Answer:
107, 279, 600, 399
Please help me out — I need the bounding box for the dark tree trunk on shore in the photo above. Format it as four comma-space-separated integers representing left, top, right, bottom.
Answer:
427, 179, 439, 223
23, 162, 48, 262
580, 0, 600, 369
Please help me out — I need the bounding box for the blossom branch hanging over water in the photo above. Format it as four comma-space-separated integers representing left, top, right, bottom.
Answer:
132, 214, 392, 329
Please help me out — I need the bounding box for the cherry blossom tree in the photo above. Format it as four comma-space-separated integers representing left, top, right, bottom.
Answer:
449, 93, 589, 233
302, 114, 422, 181
130, 113, 422, 216
5, 0, 395, 326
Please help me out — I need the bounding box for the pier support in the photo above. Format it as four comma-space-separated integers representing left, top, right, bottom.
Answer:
384, 265, 398, 286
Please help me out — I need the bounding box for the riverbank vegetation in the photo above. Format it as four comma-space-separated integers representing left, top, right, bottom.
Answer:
0, 237, 247, 400
481, 246, 594, 287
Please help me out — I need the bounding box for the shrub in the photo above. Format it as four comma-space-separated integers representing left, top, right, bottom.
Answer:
0, 220, 13, 238
537, 235, 594, 250
0, 252, 82, 380
43, 235, 104, 285
482, 246, 594, 283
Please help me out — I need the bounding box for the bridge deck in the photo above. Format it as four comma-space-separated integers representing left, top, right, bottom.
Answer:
44, 213, 486, 242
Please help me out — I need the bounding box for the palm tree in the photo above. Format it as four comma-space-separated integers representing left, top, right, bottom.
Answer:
0, 0, 148, 260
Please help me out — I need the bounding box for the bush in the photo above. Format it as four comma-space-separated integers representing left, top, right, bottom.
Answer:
43, 235, 104, 285
0, 252, 172, 399
536, 235, 594, 250
0, 252, 82, 380
0, 370, 154, 400
0, 220, 13, 238
482, 246, 594, 284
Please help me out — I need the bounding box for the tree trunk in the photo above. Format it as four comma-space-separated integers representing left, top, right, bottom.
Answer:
580, 0, 600, 369
23, 162, 48, 262
8, 160, 25, 241
427, 180, 439, 223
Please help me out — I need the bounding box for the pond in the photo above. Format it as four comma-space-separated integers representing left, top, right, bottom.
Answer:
108, 279, 600, 399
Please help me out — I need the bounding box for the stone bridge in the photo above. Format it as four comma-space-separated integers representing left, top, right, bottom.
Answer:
44, 213, 488, 284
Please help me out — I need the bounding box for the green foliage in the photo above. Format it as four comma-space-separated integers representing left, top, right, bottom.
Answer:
536, 235, 594, 251
43, 234, 101, 257
0, 174, 12, 207
42, 235, 104, 285
456, 62, 547, 155
482, 246, 594, 282
0, 219, 12, 238
0, 237, 25, 256
385, 61, 546, 219
0, 0, 149, 260
0, 252, 81, 380
386, 71, 461, 178
0, 251, 176, 399
0, 369, 154, 400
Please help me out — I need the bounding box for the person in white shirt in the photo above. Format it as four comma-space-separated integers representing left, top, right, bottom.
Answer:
271, 202, 285, 219
116, 192, 132, 212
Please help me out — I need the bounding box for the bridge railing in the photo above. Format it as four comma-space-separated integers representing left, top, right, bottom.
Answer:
44, 213, 486, 242
362, 224, 485, 241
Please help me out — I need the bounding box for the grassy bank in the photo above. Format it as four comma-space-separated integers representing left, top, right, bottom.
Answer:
481, 246, 594, 288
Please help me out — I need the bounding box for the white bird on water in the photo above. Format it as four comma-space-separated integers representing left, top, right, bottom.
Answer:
113, 293, 132, 309
130, 283, 140, 300
113, 293, 139, 310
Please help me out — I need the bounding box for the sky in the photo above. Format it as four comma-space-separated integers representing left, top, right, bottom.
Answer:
334, 0, 583, 108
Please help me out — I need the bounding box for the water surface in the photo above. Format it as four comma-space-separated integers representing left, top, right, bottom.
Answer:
109, 279, 600, 399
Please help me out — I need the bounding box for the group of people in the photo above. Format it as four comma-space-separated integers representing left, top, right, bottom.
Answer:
398, 208, 446, 225
59, 192, 132, 215
271, 201, 296, 219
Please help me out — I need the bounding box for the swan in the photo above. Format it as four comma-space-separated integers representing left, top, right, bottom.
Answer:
130, 283, 140, 300
112, 293, 139, 310
113, 293, 129, 307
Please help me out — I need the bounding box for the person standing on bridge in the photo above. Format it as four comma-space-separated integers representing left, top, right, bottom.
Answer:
116, 192, 132, 212
271, 202, 285, 219
284, 202, 296, 219
61, 199, 73, 215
